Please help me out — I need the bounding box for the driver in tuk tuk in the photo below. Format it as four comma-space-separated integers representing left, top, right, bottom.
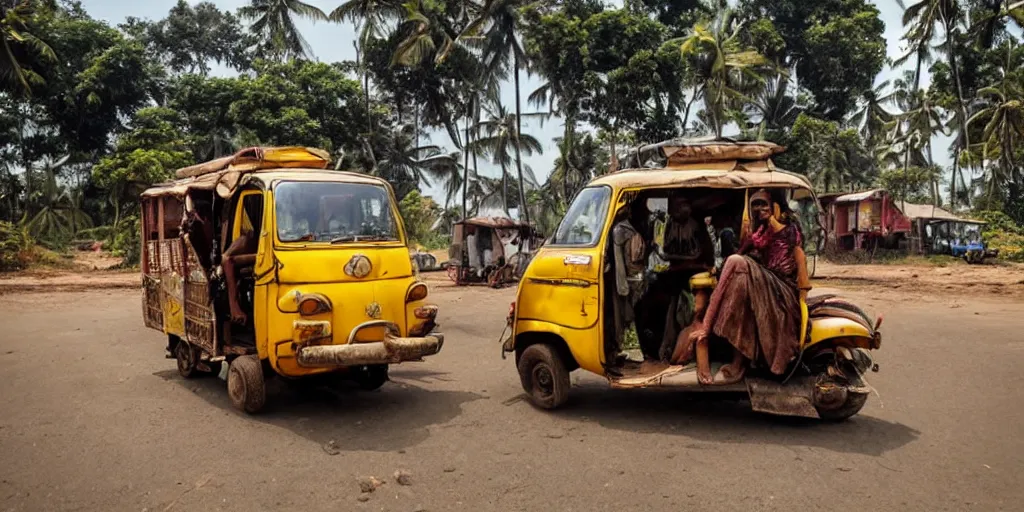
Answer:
223, 204, 260, 325
684, 188, 811, 385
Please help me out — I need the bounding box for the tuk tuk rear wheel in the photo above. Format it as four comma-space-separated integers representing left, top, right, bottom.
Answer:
517, 344, 570, 410
816, 392, 868, 421
227, 355, 266, 414
174, 339, 200, 379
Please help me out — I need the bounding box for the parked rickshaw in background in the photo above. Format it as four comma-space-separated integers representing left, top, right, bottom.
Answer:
927, 218, 998, 264
448, 216, 539, 287
503, 138, 882, 421
140, 147, 443, 413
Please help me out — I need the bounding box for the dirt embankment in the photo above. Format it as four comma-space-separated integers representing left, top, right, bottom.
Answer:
814, 259, 1024, 301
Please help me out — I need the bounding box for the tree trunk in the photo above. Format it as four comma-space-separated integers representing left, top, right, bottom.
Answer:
471, 97, 481, 217
609, 129, 619, 173
512, 57, 530, 224
681, 88, 699, 135
943, 14, 971, 209
462, 111, 469, 222
927, 141, 938, 206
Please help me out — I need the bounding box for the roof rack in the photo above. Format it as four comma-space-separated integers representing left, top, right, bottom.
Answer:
618, 137, 786, 170
174, 146, 331, 179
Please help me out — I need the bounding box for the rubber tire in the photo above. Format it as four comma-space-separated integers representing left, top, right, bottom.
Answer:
517, 344, 570, 410
175, 339, 200, 379
354, 365, 389, 391
817, 392, 868, 421
227, 355, 266, 414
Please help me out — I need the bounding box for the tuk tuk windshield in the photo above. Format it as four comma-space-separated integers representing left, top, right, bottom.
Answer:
274, 181, 400, 243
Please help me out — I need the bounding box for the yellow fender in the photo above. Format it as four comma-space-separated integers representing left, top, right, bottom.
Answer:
799, 299, 809, 350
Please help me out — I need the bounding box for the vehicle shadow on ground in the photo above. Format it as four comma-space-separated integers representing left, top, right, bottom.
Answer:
155, 368, 482, 453
547, 384, 919, 457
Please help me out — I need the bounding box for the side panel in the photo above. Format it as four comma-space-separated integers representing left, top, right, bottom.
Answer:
516, 247, 602, 330
159, 239, 186, 337
183, 241, 215, 354
514, 320, 605, 375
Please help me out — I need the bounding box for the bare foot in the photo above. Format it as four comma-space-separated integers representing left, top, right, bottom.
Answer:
691, 329, 713, 385
715, 362, 746, 385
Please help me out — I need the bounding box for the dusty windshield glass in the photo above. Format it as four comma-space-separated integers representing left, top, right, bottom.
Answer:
552, 186, 610, 246
274, 182, 399, 243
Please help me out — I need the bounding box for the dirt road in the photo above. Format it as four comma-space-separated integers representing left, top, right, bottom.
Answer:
2, 276, 1024, 511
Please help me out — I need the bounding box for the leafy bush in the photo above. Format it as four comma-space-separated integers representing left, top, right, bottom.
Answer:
111, 216, 141, 267
975, 211, 1024, 262
0, 221, 32, 271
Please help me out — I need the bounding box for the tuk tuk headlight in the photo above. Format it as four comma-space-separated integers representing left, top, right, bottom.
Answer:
298, 295, 332, 316
344, 254, 372, 278
406, 282, 428, 302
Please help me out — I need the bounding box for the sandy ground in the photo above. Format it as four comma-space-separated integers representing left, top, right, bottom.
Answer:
1, 265, 1024, 511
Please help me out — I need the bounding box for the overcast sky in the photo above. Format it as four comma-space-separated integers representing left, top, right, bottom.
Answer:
81, 1, 944, 203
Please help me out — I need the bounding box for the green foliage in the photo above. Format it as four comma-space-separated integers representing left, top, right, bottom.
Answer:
398, 190, 441, 247
111, 215, 141, 266
92, 107, 192, 199
780, 114, 874, 193
738, 0, 886, 120
122, 0, 255, 75
0, 220, 31, 271
975, 210, 1024, 261
227, 59, 366, 155
878, 166, 941, 204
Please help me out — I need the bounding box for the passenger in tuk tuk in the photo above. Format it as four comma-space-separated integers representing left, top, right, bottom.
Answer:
684, 188, 811, 385
610, 198, 651, 360
645, 192, 714, 362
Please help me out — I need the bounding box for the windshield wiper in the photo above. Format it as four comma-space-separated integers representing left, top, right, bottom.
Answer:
330, 234, 395, 244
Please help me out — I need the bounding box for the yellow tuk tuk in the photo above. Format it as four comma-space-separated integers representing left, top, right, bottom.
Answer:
504, 139, 881, 420
140, 147, 443, 413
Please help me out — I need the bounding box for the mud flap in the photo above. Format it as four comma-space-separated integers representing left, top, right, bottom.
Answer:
746, 377, 821, 419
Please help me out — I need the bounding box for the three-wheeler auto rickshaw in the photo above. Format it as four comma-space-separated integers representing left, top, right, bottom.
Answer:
140, 146, 443, 413
504, 139, 882, 421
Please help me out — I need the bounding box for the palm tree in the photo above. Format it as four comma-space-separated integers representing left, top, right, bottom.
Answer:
366, 123, 460, 201
849, 80, 897, 146
471, 92, 543, 215
897, 88, 947, 204
26, 156, 92, 241
675, 9, 771, 138
746, 75, 803, 139
239, 0, 327, 61
898, 0, 971, 207
1, 0, 55, 96
463, 0, 533, 223
968, 41, 1024, 204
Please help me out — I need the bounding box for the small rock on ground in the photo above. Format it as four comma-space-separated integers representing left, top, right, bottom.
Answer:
394, 470, 413, 486
322, 440, 340, 456
358, 476, 385, 493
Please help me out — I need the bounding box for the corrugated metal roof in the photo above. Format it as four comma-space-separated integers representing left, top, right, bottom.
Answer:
897, 201, 985, 223
834, 189, 884, 203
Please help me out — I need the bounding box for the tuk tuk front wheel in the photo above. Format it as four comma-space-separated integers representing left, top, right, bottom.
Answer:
517, 344, 570, 410
227, 355, 266, 414
174, 338, 200, 379
354, 364, 389, 391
